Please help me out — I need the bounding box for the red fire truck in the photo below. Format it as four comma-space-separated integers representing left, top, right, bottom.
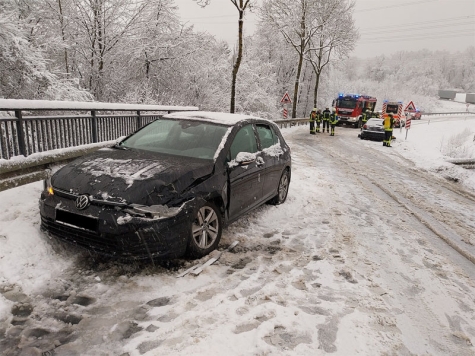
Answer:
333, 93, 377, 128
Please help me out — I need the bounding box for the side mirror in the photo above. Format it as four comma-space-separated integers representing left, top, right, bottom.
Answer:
236, 152, 256, 166
228, 152, 257, 168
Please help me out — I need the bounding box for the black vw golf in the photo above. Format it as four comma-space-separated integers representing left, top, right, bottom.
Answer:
39, 112, 291, 260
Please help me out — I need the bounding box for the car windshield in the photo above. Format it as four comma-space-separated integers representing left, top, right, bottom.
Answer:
119, 119, 229, 160
337, 99, 357, 109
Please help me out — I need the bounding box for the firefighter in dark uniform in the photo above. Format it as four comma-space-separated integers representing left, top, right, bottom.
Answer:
361, 109, 370, 127
315, 109, 322, 133
309, 108, 317, 134
383, 113, 395, 147
329, 108, 338, 136
372, 111, 381, 119
322, 107, 331, 133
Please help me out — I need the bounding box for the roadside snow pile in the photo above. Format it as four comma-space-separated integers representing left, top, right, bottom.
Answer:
0, 181, 74, 321
394, 114, 475, 192
440, 127, 475, 159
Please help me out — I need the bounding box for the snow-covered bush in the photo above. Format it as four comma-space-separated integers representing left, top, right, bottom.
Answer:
440, 128, 475, 158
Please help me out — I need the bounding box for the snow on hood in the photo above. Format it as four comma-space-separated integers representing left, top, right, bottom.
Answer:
51, 149, 215, 206
78, 157, 164, 188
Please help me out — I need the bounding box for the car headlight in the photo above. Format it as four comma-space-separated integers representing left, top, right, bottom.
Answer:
44, 177, 54, 196
123, 202, 187, 219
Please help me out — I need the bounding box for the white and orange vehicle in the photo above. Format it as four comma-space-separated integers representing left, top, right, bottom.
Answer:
381, 101, 405, 128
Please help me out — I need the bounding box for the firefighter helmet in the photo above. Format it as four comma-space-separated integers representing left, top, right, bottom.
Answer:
332, 108, 336, 112
388, 113, 393, 117
312, 108, 317, 112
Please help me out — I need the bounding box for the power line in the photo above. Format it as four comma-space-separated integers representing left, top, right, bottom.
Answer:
185, 19, 258, 25
355, 0, 438, 13
358, 16, 475, 34
360, 22, 474, 37
181, 14, 236, 20
359, 31, 474, 44
362, 28, 475, 40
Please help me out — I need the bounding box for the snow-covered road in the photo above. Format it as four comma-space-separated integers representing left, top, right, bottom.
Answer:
1, 121, 475, 356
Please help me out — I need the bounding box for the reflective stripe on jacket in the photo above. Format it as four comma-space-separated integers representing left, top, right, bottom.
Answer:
330, 113, 338, 124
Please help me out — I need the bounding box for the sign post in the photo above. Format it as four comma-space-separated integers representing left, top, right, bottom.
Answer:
403, 101, 416, 140
405, 116, 411, 140
280, 92, 292, 120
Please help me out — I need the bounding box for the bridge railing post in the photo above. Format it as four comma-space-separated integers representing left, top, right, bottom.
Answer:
15, 110, 26, 156
136, 110, 142, 130
91, 110, 98, 143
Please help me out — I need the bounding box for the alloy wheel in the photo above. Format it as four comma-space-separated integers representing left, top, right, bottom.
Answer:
192, 205, 220, 249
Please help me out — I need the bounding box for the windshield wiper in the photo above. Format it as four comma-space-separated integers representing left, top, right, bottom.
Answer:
112, 143, 128, 150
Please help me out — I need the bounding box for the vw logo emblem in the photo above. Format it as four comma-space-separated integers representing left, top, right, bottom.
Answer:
75, 195, 90, 210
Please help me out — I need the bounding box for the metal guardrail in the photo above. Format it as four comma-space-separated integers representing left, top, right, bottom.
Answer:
0, 141, 114, 191
447, 158, 475, 164
274, 112, 475, 128
447, 158, 475, 170
420, 111, 474, 117
0, 99, 198, 160
274, 118, 308, 128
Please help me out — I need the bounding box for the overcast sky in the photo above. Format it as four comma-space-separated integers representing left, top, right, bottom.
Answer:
174, 0, 475, 58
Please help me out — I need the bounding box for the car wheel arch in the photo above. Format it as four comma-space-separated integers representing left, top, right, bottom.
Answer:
268, 166, 291, 205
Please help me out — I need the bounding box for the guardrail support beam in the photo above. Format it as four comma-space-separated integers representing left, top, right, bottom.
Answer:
137, 110, 142, 130
15, 110, 26, 157
91, 110, 98, 143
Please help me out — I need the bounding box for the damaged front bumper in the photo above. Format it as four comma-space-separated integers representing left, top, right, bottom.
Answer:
39, 188, 201, 260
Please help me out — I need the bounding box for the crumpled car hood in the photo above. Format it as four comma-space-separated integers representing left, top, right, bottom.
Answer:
51, 148, 215, 206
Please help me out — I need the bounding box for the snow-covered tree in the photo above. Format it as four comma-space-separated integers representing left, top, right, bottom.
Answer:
260, 0, 322, 118
0, 0, 91, 100
194, 0, 256, 113
305, 0, 357, 108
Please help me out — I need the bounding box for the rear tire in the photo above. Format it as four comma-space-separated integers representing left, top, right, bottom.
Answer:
187, 202, 222, 259
269, 169, 290, 205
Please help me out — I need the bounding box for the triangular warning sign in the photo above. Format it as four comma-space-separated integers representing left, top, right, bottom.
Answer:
404, 101, 416, 112
280, 92, 292, 104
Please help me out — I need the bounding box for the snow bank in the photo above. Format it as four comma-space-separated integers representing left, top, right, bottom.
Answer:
394, 113, 475, 192
0, 182, 73, 321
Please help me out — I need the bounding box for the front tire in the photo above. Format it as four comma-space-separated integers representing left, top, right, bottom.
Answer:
187, 202, 222, 259
269, 169, 290, 205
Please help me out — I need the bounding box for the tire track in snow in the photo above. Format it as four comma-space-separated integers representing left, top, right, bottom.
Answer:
285, 127, 475, 354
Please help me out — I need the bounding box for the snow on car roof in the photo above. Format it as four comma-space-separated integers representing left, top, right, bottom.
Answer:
163, 111, 271, 126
